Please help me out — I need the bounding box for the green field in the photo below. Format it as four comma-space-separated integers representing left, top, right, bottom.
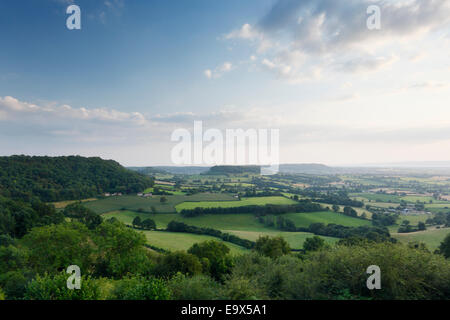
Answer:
175, 196, 296, 211
352, 193, 450, 205
352, 193, 401, 203
393, 228, 450, 250
397, 214, 432, 225
103, 210, 340, 251
226, 230, 338, 249
283, 211, 372, 228
141, 230, 247, 255
51, 198, 97, 209
385, 214, 435, 233
85, 193, 237, 214
102, 211, 266, 231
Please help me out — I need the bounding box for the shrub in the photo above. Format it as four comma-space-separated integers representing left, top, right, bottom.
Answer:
294, 242, 450, 300
24, 273, 100, 300
188, 240, 233, 281
168, 274, 220, 300
153, 251, 203, 278
112, 277, 170, 300
255, 236, 290, 259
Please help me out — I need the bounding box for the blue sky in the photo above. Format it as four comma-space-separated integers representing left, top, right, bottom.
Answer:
1, 0, 450, 166
0, 0, 274, 113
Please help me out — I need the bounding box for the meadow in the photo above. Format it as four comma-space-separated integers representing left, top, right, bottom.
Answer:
283, 211, 372, 228
175, 196, 297, 211
102, 211, 266, 231
102, 209, 343, 251
226, 230, 338, 249
141, 230, 247, 255
393, 227, 450, 250
85, 193, 237, 214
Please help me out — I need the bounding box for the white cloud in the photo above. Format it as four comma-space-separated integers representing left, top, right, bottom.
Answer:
225, 23, 272, 52
204, 69, 212, 79
204, 62, 234, 79
0, 96, 147, 125
224, 0, 450, 82
336, 55, 398, 73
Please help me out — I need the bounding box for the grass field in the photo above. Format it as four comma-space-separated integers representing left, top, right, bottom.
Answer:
283, 211, 372, 228
226, 230, 338, 249
397, 214, 432, 225
102, 210, 340, 251
102, 211, 266, 231
85, 193, 237, 214
51, 198, 97, 209
352, 193, 401, 203
175, 196, 297, 211
141, 230, 247, 255
393, 227, 450, 250
352, 193, 450, 205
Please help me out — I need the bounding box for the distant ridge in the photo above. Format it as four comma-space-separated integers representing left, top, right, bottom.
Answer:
206, 165, 260, 175
128, 162, 450, 176
279, 163, 337, 174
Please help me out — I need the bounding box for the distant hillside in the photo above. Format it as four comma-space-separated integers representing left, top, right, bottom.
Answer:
0, 155, 154, 202
154, 166, 211, 175
127, 166, 168, 175
207, 165, 261, 175
279, 163, 338, 175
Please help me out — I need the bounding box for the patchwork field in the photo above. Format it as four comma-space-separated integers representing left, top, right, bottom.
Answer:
226, 230, 338, 249
352, 192, 450, 205
85, 193, 237, 214
175, 196, 297, 211
141, 230, 247, 255
51, 198, 97, 209
102, 210, 341, 251
102, 211, 266, 231
393, 227, 450, 250
283, 211, 372, 228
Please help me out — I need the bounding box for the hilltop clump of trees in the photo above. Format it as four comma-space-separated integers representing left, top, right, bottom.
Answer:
0, 155, 154, 202
206, 165, 261, 175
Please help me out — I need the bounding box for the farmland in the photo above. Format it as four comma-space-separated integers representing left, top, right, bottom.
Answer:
393, 228, 450, 250
84, 193, 237, 214
175, 196, 297, 211
83, 167, 450, 256
142, 230, 247, 255
283, 211, 371, 228
102, 210, 340, 250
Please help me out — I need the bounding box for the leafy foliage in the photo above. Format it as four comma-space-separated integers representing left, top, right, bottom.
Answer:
188, 240, 233, 281
24, 273, 100, 300
0, 196, 64, 238
0, 155, 153, 202
254, 236, 291, 259
112, 277, 170, 300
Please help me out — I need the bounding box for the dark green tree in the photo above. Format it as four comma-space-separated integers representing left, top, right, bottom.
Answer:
303, 236, 326, 252
438, 233, 450, 259
132, 216, 142, 228
188, 240, 233, 281
255, 236, 290, 259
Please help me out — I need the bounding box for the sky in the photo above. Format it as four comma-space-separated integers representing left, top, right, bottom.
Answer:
1, 0, 450, 166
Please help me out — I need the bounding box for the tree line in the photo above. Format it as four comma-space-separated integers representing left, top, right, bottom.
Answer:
180, 201, 324, 218
166, 221, 255, 249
